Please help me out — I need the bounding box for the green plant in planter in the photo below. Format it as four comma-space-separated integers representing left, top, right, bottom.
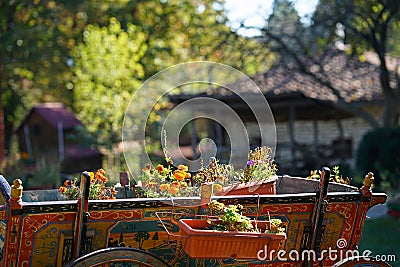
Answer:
307, 165, 351, 185
209, 200, 253, 232
268, 218, 286, 234
193, 157, 237, 193
242, 146, 277, 183
207, 200, 285, 233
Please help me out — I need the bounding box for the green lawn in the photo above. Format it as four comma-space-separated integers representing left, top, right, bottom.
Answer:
359, 216, 400, 266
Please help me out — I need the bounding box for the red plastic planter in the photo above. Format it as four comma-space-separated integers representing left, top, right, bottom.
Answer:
178, 219, 286, 259
218, 176, 278, 196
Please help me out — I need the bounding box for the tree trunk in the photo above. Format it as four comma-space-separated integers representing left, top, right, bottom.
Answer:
0, 67, 5, 163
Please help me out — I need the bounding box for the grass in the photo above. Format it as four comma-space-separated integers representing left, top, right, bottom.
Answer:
359, 216, 400, 266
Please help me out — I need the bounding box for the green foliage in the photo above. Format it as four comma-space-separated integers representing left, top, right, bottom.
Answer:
123, 0, 271, 77
307, 166, 351, 185
72, 18, 147, 145
29, 164, 60, 189
265, 0, 306, 63
356, 127, 400, 193
208, 200, 285, 233
0, 0, 92, 118
313, 0, 400, 55
59, 169, 118, 200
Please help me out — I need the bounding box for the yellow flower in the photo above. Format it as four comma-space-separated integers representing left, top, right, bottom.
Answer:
213, 184, 223, 192
89, 172, 95, 182
178, 164, 188, 171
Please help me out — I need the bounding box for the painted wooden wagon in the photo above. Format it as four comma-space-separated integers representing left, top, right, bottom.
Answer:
0, 168, 390, 266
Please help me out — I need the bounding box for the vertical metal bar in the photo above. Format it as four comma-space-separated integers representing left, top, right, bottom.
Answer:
73, 172, 90, 258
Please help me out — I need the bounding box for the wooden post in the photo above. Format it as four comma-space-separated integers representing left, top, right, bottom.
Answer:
4, 179, 23, 267
359, 172, 374, 197
200, 183, 213, 207
306, 167, 331, 266
336, 118, 344, 139
349, 172, 378, 251
288, 104, 296, 169
313, 120, 318, 155
73, 172, 90, 258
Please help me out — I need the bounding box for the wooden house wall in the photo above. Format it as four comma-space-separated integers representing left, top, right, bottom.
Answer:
17, 113, 78, 160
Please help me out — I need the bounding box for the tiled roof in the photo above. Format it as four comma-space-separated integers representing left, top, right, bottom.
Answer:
254, 50, 386, 103
215, 49, 398, 104
16, 102, 82, 132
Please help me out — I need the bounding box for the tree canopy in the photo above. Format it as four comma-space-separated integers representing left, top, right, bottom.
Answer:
72, 18, 147, 145
0, 0, 271, 159
258, 0, 400, 128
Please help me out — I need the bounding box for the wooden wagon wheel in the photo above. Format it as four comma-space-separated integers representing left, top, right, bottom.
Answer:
65, 247, 170, 267
333, 256, 392, 267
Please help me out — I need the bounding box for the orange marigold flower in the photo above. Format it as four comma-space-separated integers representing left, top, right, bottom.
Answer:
213, 184, 223, 192
159, 183, 170, 191
185, 172, 191, 179
178, 164, 188, 171
95, 173, 108, 183
156, 164, 164, 173
59, 186, 67, 193
173, 170, 186, 181
95, 172, 102, 180
64, 180, 71, 187
97, 169, 106, 175
168, 186, 179, 195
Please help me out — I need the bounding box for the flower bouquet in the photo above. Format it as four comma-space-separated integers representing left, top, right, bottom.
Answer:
138, 159, 198, 197
217, 146, 278, 195
59, 169, 117, 200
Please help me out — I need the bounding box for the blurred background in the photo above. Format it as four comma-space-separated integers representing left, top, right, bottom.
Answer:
1, 0, 399, 264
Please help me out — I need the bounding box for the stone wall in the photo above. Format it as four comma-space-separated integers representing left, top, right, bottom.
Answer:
275, 117, 372, 172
